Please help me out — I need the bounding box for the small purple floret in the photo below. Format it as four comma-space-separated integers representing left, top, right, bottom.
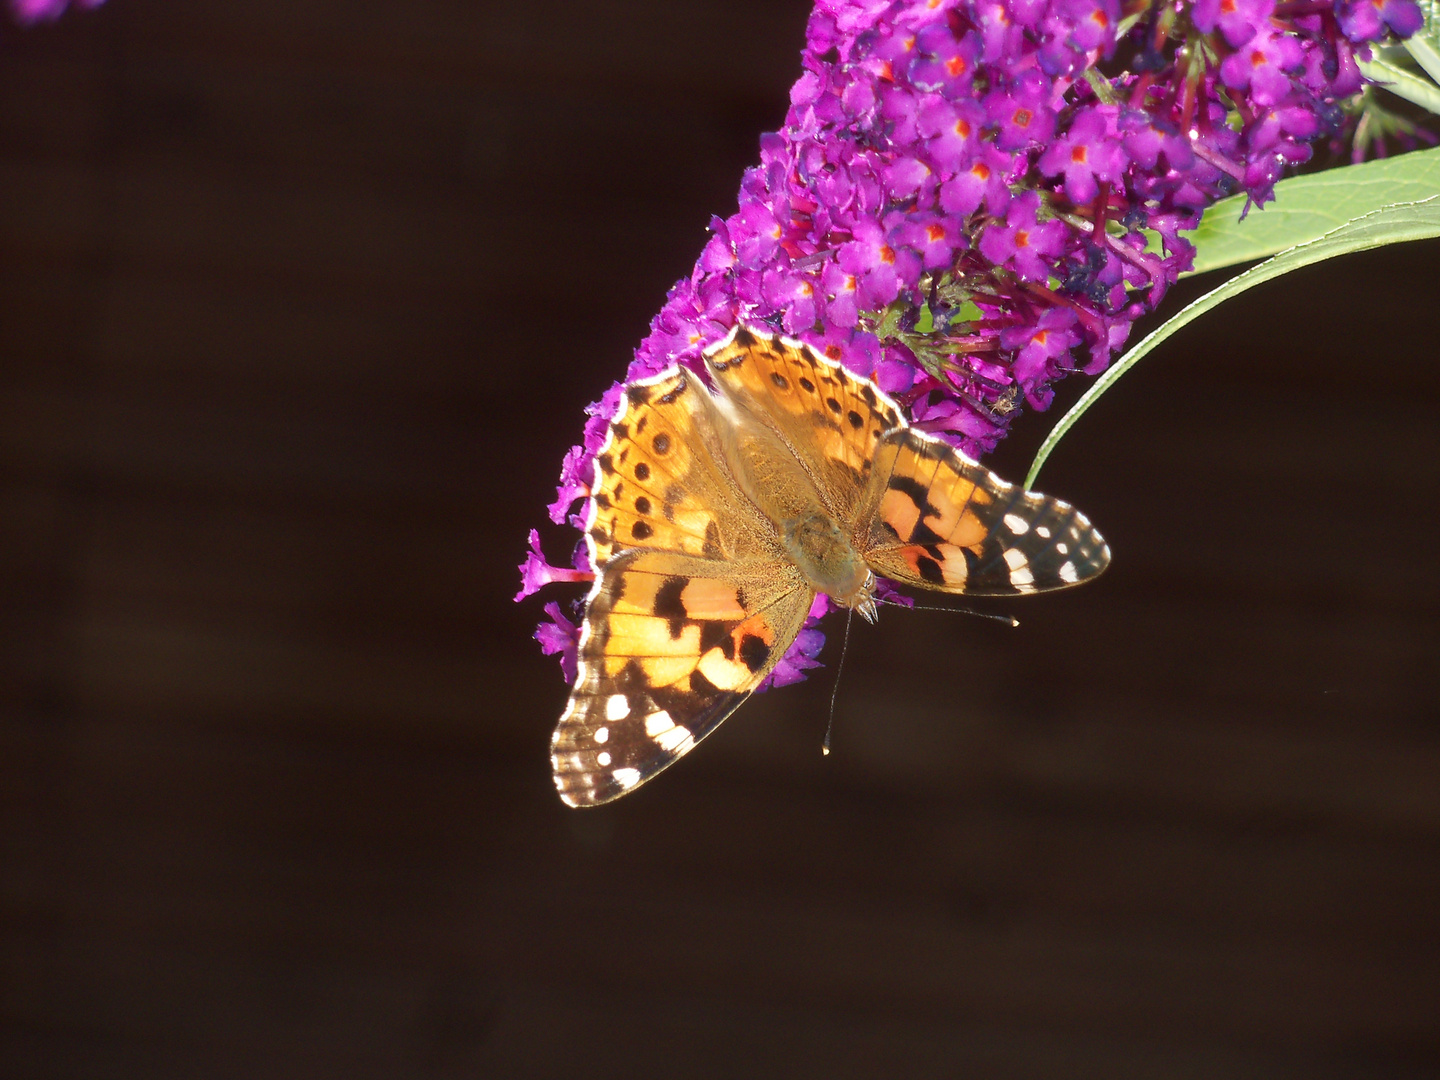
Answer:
535, 603, 581, 686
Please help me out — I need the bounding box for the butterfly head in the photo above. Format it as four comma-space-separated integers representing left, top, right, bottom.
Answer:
838, 569, 879, 625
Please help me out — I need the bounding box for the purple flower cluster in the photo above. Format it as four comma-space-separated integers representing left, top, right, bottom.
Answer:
8, 0, 103, 23
523, 0, 1424, 683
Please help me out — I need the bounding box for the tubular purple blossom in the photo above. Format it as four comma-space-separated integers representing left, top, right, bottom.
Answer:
525, 0, 1427, 684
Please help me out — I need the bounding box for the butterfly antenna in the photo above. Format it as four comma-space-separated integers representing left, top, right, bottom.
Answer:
875, 595, 1018, 627
822, 605, 857, 756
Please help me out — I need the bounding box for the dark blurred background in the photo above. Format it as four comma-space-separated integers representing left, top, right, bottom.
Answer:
2, 2, 1438, 1077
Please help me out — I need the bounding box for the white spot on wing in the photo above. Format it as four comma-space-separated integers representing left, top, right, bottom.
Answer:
605, 694, 630, 721
1003, 513, 1030, 535
1010, 567, 1035, 587
1036, 525, 1051, 539
596, 751, 612, 767
1059, 562, 1079, 583
653, 724, 693, 754
594, 726, 609, 744
612, 767, 642, 789
1003, 548, 1029, 571
1056, 542, 1069, 555
644, 711, 675, 737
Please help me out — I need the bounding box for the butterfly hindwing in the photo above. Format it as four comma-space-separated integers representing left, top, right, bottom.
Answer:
705, 327, 901, 522
859, 427, 1110, 595
552, 549, 813, 807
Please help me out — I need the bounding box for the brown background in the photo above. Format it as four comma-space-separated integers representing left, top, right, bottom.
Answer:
3, 2, 1439, 1077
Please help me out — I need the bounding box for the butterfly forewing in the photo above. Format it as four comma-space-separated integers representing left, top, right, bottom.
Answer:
860, 427, 1110, 595
553, 550, 812, 806
586, 368, 768, 567
705, 327, 902, 523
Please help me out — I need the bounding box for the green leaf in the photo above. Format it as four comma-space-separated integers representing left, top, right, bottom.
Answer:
1409, 0, 1440, 84
1360, 54, 1440, 115
1182, 145, 1440, 276
1024, 196, 1440, 489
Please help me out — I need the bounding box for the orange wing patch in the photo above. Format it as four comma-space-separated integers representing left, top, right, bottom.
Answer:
705, 327, 901, 521
585, 369, 733, 567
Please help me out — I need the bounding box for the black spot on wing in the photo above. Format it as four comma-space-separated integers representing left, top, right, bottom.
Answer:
738, 633, 770, 673
653, 433, 672, 454
632, 521, 653, 541
662, 484, 683, 521
634, 461, 650, 481
916, 555, 945, 584
798, 376, 815, 393
909, 518, 945, 547
960, 546, 982, 581
634, 496, 651, 515
733, 326, 758, 350
659, 375, 687, 405
888, 474, 938, 517
654, 576, 688, 638
698, 620, 731, 658
847, 410, 863, 429
771, 372, 790, 389
689, 667, 720, 697
966, 535, 1021, 594
626, 385, 652, 406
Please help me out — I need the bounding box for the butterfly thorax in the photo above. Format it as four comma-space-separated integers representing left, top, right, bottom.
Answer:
779, 511, 878, 622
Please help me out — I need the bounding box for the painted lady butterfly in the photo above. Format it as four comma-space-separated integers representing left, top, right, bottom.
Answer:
552, 325, 1109, 805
